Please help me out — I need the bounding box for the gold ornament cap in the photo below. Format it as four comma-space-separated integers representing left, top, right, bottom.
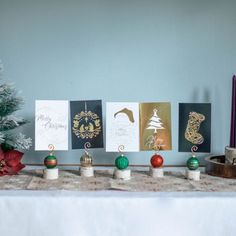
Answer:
80, 142, 93, 167
80, 153, 92, 167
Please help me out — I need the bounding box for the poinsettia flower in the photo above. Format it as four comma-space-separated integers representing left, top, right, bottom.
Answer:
0, 148, 25, 176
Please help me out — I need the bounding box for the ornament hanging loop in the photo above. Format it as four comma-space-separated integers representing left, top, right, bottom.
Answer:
153, 144, 160, 154
118, 145, 125, 154
191, 145, 198, 157
48, 144, 55, 155
84, 142, 91, 155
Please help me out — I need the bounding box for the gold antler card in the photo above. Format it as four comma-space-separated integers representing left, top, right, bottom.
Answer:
140, 102, 172, 151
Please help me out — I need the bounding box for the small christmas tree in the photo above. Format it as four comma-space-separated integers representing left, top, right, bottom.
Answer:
146, 109, 165, 133
0, 61, 32, 151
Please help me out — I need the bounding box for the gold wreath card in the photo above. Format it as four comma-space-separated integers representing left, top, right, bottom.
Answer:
106, 102, 139, 152
178, 103, 211, 152
140, 102, 172, 151
35, 100, 69, 151
70, 100, 104, 149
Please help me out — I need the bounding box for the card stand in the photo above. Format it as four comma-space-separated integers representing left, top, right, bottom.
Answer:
186, 169, 200, 181
149, 166, 164, 178
114, 168, 131, 180
43, 168, 59, 180
79, 166, 94, 177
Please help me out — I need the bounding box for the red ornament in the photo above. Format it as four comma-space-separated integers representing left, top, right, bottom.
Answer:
0, 148, 25, 176
150, 154, 164, 168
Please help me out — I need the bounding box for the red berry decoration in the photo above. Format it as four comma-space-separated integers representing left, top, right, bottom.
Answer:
150, 154, 163, 168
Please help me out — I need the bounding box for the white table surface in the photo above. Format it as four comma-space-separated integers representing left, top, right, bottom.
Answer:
0, 167, 235, 236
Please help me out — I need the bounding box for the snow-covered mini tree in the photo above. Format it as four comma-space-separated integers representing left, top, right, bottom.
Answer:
0, 61, 32, 151
146, 109, 165, 133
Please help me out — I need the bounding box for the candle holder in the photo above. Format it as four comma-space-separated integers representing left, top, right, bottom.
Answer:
43, 144, 59, 180
186, 146, 200, 181
205, 75, 236, 178
225, 75, 236, 164
79, 142, 94, 177
113, 145, 131, 180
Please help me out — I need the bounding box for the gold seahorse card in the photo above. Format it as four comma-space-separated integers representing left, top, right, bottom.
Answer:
106, 102, 139, 152
179, 103, 211, 152
140, 102, 172, 151
70, 100, 104, 149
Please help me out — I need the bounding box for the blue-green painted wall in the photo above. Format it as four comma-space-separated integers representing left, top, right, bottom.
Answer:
0, 0, 236, 165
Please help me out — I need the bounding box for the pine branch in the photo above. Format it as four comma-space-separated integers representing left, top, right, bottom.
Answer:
12, 133, 32, 150
0, 132, 5, 143
0, 61, 32, 150
0, 116, 28, 131
0, 97, 23, 116
0, 84, 23, 116
3, 133, 32, 150
0, 84, 17, 97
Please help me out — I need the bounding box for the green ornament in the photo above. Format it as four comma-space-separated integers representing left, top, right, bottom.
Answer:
115, 155, 129, 170
187, 156, 199, 170
44, 154, 57, 169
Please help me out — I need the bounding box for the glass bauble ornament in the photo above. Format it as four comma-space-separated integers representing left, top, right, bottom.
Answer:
115, 155, 129, 170
44, 154, 57, 169
150, 154, 164, 168
187, 156, 199, 170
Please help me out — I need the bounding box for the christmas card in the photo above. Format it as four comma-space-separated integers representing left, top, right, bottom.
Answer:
106, 102, 139, 152
140, 102, 172, 151
70, 100, 104, 149
179, 103, 211, 152
35, 100, 69, 151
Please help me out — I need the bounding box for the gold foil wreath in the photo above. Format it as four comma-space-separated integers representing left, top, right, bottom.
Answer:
73, 111, 101, 139
184, 111, 205, 145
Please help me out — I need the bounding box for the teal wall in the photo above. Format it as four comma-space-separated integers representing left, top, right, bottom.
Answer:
0, 0, 236, 165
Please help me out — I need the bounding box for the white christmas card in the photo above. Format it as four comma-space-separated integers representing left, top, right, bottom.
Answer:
35, 100, 69, 151
106, 102, 139, 152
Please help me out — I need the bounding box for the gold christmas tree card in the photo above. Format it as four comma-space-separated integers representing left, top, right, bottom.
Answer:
140, 102, 172, 151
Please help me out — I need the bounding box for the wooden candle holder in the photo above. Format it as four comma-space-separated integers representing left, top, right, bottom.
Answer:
205, 155, 236, 178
